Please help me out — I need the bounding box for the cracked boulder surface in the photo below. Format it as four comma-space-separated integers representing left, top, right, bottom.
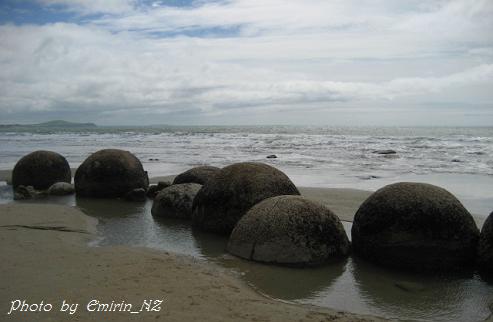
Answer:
12, 150, 71, 190
75, 149, 149, 198
192, 162, 300, 235
227, 195, 350, 266
352, 182, 480, 272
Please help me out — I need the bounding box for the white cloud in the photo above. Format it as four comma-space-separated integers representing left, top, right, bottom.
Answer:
1, 0, 492, 124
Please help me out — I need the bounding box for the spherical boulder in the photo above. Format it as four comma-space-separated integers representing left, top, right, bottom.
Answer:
227, 195, 350, 266
478, 212, 493, 274
173, 166, 220, 185
192, 162, 300, 235
352, 182, 479, 272
12, 150, 71, 190
152, 183, 202, 219
74, 149, 149, 198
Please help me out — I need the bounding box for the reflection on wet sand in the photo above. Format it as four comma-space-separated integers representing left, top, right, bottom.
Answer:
225, 257, 346, 300
191, 227, 229, 258
351, 256, 492, 321
76, 196, 146, 218
191, 227, 346, 300
76, 197, 152, 246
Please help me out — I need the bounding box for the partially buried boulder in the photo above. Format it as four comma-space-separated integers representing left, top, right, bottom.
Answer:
48, 182, 75, 196
478, 212, 493, 275
351, 182, 480, 272
173, 166, 220, 185
192, 162, 300, 235
152, 183, 202, 219
12, 151, 71, 190
146, 181, 172, 199
74, 149, 149, 198
227, 195, 350, 266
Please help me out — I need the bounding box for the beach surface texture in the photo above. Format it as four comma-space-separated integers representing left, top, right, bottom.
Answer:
0, 203, 385, 322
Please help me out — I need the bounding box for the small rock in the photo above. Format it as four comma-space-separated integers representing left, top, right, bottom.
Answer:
14, 185, 38, 200
48, 182, 75, 196
373, 149, 396, 155
266, 154, 278, 159
157, 181, 172, 190
358, 175, 380, 180
147, 181, 172, 199
451, 159, 462, 163
124, 188, 146, 202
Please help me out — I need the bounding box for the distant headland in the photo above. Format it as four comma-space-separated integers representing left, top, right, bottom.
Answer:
0, 120, 97, 129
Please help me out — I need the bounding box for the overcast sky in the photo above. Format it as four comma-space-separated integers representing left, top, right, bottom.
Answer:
0, 0, 492, 126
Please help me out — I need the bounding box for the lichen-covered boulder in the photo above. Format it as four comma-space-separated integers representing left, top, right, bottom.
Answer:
152, 183, 202, 219
227, 195, 350, 266
173, 166, 220, 185
478, 212, 493, 274
192, 162, 300, 235
352, 182, 480, 272
48, 182, 75, 196
12, 151, 71, 190
74, 149, 149, 198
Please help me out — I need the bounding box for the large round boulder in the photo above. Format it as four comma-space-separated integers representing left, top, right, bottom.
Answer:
227, 195, 350, 266
152, 183, 202, 219
192, 162, 300, 235
74, 149, 149, 198
173, 166, 220, 185
478, 212, 493, 274
12, 150, 71, 190
352, 182, 479, 272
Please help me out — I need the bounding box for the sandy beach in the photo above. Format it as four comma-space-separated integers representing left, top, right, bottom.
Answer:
0, 203, 385, 322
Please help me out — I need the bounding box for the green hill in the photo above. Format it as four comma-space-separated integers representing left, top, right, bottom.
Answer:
35, 120, 97, 128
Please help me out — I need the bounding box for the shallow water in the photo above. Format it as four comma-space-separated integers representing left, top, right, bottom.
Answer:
2, 190, 491, 322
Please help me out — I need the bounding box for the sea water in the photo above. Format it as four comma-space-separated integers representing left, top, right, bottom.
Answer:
1, 125, 492, 216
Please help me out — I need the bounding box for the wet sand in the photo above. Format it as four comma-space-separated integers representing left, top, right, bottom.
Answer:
0, 203, 384, 322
